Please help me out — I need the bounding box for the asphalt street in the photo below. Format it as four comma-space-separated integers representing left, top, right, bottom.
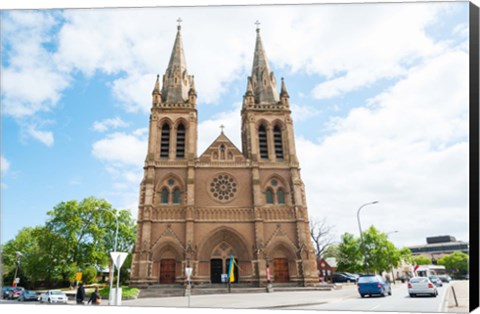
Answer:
294, 282, 450, 312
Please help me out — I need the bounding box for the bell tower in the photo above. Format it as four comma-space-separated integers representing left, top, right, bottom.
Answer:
241, 23, 319, 286
131, 20, 198, 284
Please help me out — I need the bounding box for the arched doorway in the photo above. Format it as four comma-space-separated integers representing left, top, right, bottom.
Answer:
159, 259, 176, 284
210, 241, 239, 283
273, 258, 289, 282
210, 259, 223, 283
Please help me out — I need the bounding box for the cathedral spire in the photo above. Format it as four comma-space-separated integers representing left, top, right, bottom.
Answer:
250, 22, 279, 104
152, 74, 162, 105
161, 19, 193, 104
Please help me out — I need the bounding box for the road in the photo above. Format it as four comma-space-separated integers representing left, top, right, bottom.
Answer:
119, 282, 450, 312
0, 282, 457, 313
293, 283, 450, 312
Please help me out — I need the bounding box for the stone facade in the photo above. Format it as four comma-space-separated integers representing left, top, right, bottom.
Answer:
130, 24, 319, 287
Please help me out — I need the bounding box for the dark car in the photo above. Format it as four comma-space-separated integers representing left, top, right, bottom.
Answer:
333, 272, 357, 283
357, 274, 392, 298
2, 286, 13, 299
438, 275, 451, 283
428, 275, 443, 287
18, 290, 38, 302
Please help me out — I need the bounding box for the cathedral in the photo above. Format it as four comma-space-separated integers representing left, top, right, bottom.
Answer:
130, 22, 319, 287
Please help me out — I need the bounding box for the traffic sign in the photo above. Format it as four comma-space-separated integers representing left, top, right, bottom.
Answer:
110, 252, 128, 269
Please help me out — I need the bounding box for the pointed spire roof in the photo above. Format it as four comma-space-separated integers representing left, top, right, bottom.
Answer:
250, 24, 279, 104
161, 20, 193, 104
152, 74, 161, 95
280, 77, 289, 97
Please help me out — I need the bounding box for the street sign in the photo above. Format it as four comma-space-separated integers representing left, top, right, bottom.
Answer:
110, 252, 128, 269
76, 272, 82, 281
15, 278, 20, 284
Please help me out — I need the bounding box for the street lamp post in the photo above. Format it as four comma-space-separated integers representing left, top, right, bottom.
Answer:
97, 207, 119, 305
12, 252, 23, 287
356, 201, 379, 274
386, 230, 399, 284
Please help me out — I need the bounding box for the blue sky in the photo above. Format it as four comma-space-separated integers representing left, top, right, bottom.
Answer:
1, 1, 471, 250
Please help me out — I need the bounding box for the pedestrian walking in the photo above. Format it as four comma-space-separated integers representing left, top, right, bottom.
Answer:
88, 286, 102, 305
76, 283, 86, 304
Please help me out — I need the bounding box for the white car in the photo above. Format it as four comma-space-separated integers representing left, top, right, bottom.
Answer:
408, 277, 438, 297
40, 290, 68, 304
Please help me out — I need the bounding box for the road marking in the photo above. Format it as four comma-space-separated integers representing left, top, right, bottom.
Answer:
439, 284, 450, 312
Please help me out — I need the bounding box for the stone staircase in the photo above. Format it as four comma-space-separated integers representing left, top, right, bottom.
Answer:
138, 282, 336, 298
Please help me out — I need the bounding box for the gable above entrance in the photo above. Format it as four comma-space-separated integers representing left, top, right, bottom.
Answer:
199, 132, 245, 163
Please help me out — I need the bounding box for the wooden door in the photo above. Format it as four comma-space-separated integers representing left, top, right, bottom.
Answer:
160, 259, 176, 284
273, 258, 289, 283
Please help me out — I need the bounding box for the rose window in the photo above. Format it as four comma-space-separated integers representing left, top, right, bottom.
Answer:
209, 174, 238, 202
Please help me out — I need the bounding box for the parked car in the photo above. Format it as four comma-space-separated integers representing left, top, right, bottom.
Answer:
332, 272, 357, 283
2, 286, 13, 299
40, 290, 68, 304
7, 287, 24, 300
408, 277, 438, 297
18, 290, 39, 302
339, 272, 359, 280
428, 275, 443, 287
438, 275, 451, 283
357, 274, 392, 298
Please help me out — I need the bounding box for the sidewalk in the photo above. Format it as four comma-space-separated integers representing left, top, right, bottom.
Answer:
446, 280, 469, 313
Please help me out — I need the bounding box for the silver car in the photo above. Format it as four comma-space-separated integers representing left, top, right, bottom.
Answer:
408, 277, 438, 297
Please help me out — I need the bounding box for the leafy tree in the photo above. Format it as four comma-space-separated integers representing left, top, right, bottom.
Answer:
336, 233, 362, 273
413, 255, 431, 266
336, 226, 411, 275
2, 197, 136, 288
45, 196, 136, 272
322, 244, 340, 259
309, 217, 335, 259
438, 252, 469, 275
82, 265, 98, 284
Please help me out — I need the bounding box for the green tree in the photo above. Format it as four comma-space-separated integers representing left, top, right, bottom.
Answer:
336, 233, 362, 273
45, 196, 136, 272
438, 252, 469, 275
82, 265, 98, 284
322, 244, 340, 259
336, 227, 410, 275
413, 256, 431, 266
2, 197, 136, 288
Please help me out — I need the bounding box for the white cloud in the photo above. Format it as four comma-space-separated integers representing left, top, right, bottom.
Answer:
27, 127, 54, 147
92, 116, 130, 132
1, 155, 10, 175
298, 49, 469, 247
291, 103, 322, 123
92, 130, 147, 167
2, 3, 463, 146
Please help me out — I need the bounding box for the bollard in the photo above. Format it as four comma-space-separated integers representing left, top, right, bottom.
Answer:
451, 286, 458, 307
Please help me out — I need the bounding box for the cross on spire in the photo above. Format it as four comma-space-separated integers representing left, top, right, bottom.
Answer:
177, 17, 183, 30
220, 124, 225, 134
255, 20, 261, 32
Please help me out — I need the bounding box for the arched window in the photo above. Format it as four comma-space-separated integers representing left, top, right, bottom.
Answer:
273, 125, 284, 160
258, 124, 268, 159
277, 189, 285, 204
266, 188, 274, 204
160, 123, 170, 158
161, 188, 169, 204
173, 188, 181, 204
176, 123, 185, 158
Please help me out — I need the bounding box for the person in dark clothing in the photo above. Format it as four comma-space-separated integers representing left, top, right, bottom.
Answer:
76, 283, 86, 304
88, 286, 101, 305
